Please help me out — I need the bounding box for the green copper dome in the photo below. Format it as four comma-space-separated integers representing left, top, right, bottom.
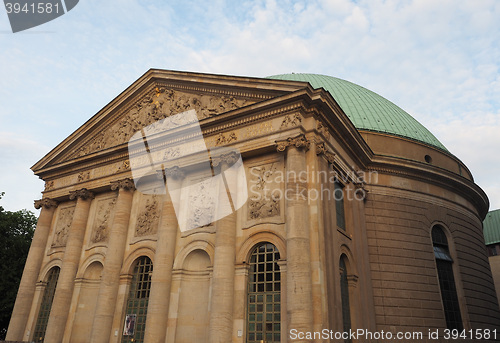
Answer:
484, 209, 500, 245
267, 73, 447, 151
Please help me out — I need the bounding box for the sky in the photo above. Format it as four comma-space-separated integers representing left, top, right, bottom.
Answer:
0, 0, 499, 215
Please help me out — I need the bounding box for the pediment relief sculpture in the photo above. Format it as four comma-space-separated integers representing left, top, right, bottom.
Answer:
69, 87, 254, 160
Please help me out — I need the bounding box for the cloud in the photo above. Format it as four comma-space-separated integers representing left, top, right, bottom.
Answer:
0, 132, 48, 212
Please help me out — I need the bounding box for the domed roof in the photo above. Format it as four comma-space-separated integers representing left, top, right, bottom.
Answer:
484, 209, 500, 245
267, 73, 447, 151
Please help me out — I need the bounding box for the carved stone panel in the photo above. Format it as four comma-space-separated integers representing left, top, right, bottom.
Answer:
91, 197, 117, 244
186, 179, 217, 230
135, 195, 160, 237
52, 206, 75, 247
247, 162, 282, 221
70, 87, 254, 159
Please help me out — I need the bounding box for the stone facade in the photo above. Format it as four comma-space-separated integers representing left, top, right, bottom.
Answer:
6, 70, 500, 343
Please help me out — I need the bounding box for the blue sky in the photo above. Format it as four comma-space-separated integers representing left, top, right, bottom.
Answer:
0, 0, 499, 214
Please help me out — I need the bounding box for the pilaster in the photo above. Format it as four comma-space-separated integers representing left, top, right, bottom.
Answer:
44, 189, 94, 343
91, 179, 135, 343
208, 154, 238, 343
6, 198, 58, 341
143, 167, 184, 343
276, 133, 314, 343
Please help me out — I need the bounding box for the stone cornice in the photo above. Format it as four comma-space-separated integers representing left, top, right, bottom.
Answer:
367, 157, 488, 219
110, 178, 135, 191
69, 188, 95, 201
275, 133, 310, 152
34, 198, 58, 210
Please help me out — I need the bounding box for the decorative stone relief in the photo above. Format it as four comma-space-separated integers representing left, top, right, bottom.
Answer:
117, 160, 130, 172
186, 180, 216, 230
70, 87, 253, 159
135, 195, 160, 236
77, 171, 90, 183
317, 120, 330, 139
280, 113, 302, 129
214, 131, 237, 146
91, 197, 116, 243
44, 181, 55, 192
52, 207, 75, 247
248, 163, 280, 220
316, 142, 336, 164
275, 133, 310, 152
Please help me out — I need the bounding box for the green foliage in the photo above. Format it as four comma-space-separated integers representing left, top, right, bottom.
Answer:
0, 192, 37, 340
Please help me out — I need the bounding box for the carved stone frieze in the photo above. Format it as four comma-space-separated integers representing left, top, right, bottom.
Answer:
248, 163, 281, 220
275, 134, 310, 152
135, 195, 160, 236
69, 188, 95, 201
214, 132, 237, 146
111, 178, 136, 191
44, 181, 55, 192
280, 113, 302, 129
91, 197, 116, 243
77, 171, 90, 183
70, 87, 253, 159
117, 160, 130, 172
34, 198, 58, 209
52, 206, 75, 247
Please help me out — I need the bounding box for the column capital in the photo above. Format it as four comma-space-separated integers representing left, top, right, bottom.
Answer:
211, 151, 239, 168
156, 166, 185, 180
69, 188, 95, 201
34, 198, 58, 209
316, 141, 336, 164
110, 178, 135, 191
275, 133, 310, 152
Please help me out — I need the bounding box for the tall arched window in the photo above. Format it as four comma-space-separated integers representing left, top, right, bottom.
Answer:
247, 243, 281, 343
340, 255, 351, 341
122, 256, 153, 343
33, 266, 60, 342
432, 226, 463, 330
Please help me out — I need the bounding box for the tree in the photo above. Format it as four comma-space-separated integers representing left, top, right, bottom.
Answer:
0, 192, 37, 340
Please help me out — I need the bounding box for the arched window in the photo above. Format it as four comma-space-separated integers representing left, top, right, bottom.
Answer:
334, 181, 346, 230
432, 226, 463, 330
33, 266, 60, 342
122, 256, 153, 343
247, 243, 281, 343
339, 255, 351, 341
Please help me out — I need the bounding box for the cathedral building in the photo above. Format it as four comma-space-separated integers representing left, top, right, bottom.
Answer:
6, 70, 500, 343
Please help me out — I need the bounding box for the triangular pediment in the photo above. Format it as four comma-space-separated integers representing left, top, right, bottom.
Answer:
32, 69, 304, 175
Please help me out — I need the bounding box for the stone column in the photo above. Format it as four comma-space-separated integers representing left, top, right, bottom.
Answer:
276, 134, 314, 342
208, 153, 238, 343
144, 167, 184, 343
44, 188, 94, 343
6, 198, 58, 341
91, 179, 135, 343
